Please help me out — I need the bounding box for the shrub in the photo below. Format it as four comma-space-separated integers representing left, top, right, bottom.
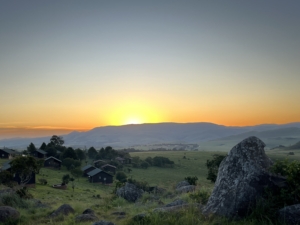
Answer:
116, 172, 127, 182
38, 178, 47, 185
0, 193, 31, 208
206, 154, 226, 183
62, 174, 71, 185
184, 176, 198, 185
189, 188, 210, 204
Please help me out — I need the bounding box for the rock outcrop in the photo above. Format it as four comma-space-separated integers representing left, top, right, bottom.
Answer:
202, 136, 286, 219
0, 206, 20, 223
116, 183, 143, 202
49, 204, 75, 218
278, 204, 300, 225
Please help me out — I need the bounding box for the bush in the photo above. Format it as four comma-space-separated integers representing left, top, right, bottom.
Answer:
62, 174, 71, 185
116, 172, 127, 183
62, 158, 81, 170
0, 193, 31, 208
152, 156, 174, 167
184, 176, 198, 185
38, 178, 47, 185
189, 189, 210, 204
206, 154, 226, 182
269, 159, 300, 206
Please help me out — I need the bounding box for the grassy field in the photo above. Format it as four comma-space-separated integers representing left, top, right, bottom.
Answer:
0, 148, 299, 225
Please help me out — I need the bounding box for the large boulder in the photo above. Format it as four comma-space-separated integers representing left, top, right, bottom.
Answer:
202, 136, 286, 219
278, 204, 300, 225
49, 204, 75, 218
116, 183, 143, 202
0, 206, 20, 223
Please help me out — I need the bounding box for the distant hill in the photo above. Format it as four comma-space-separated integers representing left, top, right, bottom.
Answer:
1, 122, 300, 150
286, 141, 300, 150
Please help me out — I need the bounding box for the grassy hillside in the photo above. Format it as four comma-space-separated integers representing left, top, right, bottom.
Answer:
0, 149, 299, 224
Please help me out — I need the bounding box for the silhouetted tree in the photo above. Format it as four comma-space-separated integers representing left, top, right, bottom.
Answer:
61, 147, 77, 160
75, 148, 86, 161
88, 147, 97, 159
50, 135, 64, 146
27, 143, 36, 154
40, 142, 47, 150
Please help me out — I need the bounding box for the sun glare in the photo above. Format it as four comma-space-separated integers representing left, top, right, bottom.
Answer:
125, 118, 142, 125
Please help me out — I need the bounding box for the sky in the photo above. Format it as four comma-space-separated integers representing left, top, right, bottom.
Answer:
0, 1, 300, 138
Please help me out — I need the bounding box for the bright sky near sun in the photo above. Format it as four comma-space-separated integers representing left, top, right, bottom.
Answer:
0, 1, 300, 137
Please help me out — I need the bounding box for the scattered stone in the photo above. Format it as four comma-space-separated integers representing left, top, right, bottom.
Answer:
31, 199, 49, 208
132, 213, 147, 222
153, 203, 203, 213
117, 215, 126, 220
164, 199, 187, 208
0, 206, 20, 222
75, 214, 98, 222
111, 211, 126, 216
82, 208, 95, 215
176, 180, 190, 189
202, 136, 286, 219
92, 220, 116, 225
278, 204, 300, 225
116, 182, 143, 202
176, 185, 195, 193
49, 204, 75, 218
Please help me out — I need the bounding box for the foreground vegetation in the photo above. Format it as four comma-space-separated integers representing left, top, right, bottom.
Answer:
0, 148, 299, 225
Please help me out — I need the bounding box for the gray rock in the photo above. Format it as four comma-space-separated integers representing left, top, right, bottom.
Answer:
278, 204, 300, 225
203, 136, 286, 219
82, 208, 95, 215
0, 206, 20, 222
92, 220, 116, 225
176, 185, 195, 193
132, 213, 147, 222
176, 180, 190, 189
164, 199, 187, 207
116, 183, 143, 202
75, 214, 98, 222
153, 203, 203, 213
49, 204, 75, 218
111, 211, 126, 216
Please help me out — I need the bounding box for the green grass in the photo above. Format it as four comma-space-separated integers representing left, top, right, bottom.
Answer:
0, 148, 299, 225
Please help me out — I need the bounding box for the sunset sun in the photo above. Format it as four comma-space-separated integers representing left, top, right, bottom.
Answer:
124, 117, 142, 125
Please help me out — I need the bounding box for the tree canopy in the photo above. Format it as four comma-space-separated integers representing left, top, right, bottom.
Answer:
10, 156, 41, 185
50, 135, 64, 146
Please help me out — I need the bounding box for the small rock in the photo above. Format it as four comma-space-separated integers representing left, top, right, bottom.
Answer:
176, 185, 195, 193
92, 220, 116, 225
132, 213, 147, 222
75, 214, 98, 222
49, 204, 75, 218
164, 199, 187, 208
117, 215, 126, 220
111, 211, 126, 215
0, 206, 20, 222
82, 208, 95, 215
176, 180, 190, 189
278, 204, 300, 225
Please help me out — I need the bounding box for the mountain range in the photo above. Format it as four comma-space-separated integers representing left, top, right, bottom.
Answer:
1, 122, 300, 151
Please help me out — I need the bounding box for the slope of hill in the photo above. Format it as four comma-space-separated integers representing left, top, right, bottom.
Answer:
1, 122, 300, 150
200, 127, 300, 151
